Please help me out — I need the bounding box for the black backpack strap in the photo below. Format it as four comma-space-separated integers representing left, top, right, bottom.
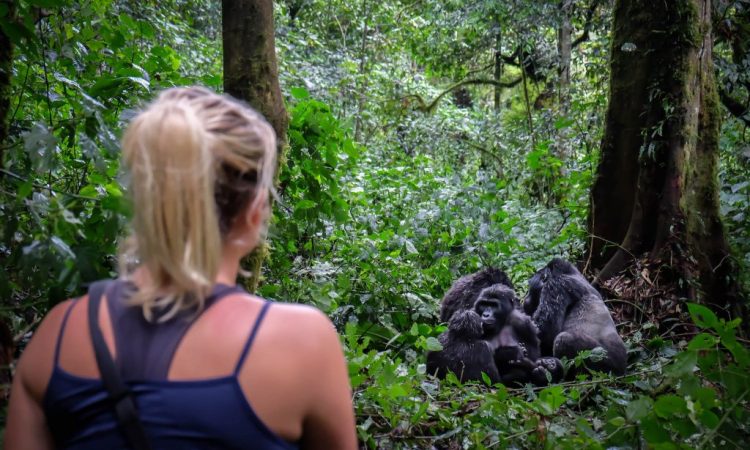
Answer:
87, 280, 153, 450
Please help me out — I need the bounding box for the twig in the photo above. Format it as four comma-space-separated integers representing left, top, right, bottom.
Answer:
697, 389, 748, 448
0, 168, 99, 200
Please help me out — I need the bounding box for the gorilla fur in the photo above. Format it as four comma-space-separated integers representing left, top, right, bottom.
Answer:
475, 285, 563, 386
439, 267, 514, 323
426, 310, 500, 384
525, 258, 627, 375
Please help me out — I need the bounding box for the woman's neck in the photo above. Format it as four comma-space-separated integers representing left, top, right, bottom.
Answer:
215, 251, 242, 285
130, 251, 244, 287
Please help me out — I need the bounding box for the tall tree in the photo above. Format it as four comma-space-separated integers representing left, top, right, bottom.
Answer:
587, 0, 742, 316
222, 0, 289, 290
0, 0, 13, 399
0, 0, 14, 168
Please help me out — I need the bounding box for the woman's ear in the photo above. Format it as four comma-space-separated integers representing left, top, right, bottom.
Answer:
245, 188, 270, 229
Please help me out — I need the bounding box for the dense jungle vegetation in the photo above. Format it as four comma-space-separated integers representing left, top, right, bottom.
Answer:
1, 0, 750, 448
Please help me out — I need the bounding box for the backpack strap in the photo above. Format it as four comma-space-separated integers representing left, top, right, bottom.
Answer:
87, 280, 153, 450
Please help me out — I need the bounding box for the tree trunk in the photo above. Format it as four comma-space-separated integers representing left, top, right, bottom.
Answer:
353, 0, 370, 143
587, 0, 741, 315
0, 0, 14, 168
493, 19, 502, 112
557, 1, 572, 108
555, 0, 572, 158
222, 0, 288, 291
0, 0, 13, 398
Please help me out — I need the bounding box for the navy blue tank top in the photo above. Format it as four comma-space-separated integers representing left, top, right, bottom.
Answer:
43, 280, 299, 450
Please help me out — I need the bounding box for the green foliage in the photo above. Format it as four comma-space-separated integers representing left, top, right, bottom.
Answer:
281, 87, 358, 236
344, 304, 750, 449
0, 1, 221, 309
2, 1, 749, 448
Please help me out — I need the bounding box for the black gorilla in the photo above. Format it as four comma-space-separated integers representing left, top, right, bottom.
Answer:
475, 285, 563, 386
426, 310, 501, 384
439, 267, 514, 323
525, 258, 627, 375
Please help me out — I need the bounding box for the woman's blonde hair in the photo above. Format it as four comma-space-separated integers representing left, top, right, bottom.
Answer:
119, 86, 277, 321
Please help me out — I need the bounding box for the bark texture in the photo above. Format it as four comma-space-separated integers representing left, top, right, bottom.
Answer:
0, 0, 14, 395
587, 0, 741, 314
0, 0, 14, 167
222, 0, 288, 291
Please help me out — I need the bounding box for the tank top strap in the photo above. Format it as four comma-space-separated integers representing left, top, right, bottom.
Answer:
53, 298, 80, 365
234, 301, 272, 375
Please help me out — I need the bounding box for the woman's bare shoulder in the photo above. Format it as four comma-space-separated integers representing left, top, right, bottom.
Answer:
16, 299, 78, 399
220, 294, 337, 343
241, 298, 341, 355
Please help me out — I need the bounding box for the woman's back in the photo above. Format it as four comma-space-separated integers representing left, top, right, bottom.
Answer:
15, 279, 353, 449
6, 87, 356, 449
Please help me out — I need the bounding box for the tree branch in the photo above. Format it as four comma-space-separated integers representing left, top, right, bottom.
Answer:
404, 77, 522, 113
719, 86, 750, 126
572, 0, 602, 49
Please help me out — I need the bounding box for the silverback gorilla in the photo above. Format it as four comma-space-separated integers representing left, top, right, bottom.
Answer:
524, 258, 627, 375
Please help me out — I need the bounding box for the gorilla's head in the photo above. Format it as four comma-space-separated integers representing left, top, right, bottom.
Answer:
439, 267, 515, 323
447, 310, 484, 340
526, 258, 597, 315
474, 284, 516, 335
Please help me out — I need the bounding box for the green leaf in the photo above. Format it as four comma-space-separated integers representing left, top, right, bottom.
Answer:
687, 303, 719, 329
538, 385, 566, 412
654, 395, 686, 418
125, 76, 150, 91
554, 117, 575, 129
404, 239, 418, 254
698, 410, 720, 429
664, 350, 697, 378
295, 199, 316, 210
291, 87, 310, 99
17, 180, 33, 199
641, 416, 670, 443
626, 397, 652, 421
608, 416, 626, 427
30, 0, 66, 7
425, 337, 442, 351
387, 384, 407, 398
53, 72, 83, 90
51, 236, 75, 260
62, 209, 82, 225
672, 418, 697, 437
687, 333, 718, 350
692, 387, 717, 408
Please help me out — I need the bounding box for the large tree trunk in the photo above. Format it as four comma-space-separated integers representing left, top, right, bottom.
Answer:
0, 0, 13, 399
222, 0, 288, 291
555, 0, 572, 159
493, 18, 502, 112
0, 0, 14, 168
587, 0, 741, 315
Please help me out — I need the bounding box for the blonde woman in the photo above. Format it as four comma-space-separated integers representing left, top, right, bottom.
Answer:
5, 87, 357, 450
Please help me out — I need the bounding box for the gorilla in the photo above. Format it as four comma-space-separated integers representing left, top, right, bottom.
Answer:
439, 267, 514, 323
525, 258, 627, 375
474, 285, 563, 386
426, 309, 501, 384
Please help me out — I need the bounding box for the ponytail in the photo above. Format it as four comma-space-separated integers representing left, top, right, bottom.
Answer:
119, 87, 275, 321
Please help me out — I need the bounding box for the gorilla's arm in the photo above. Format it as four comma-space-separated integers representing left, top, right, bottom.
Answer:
427, 310, 502, 384
505, 311, 542, 361
530, 282, 572, 354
